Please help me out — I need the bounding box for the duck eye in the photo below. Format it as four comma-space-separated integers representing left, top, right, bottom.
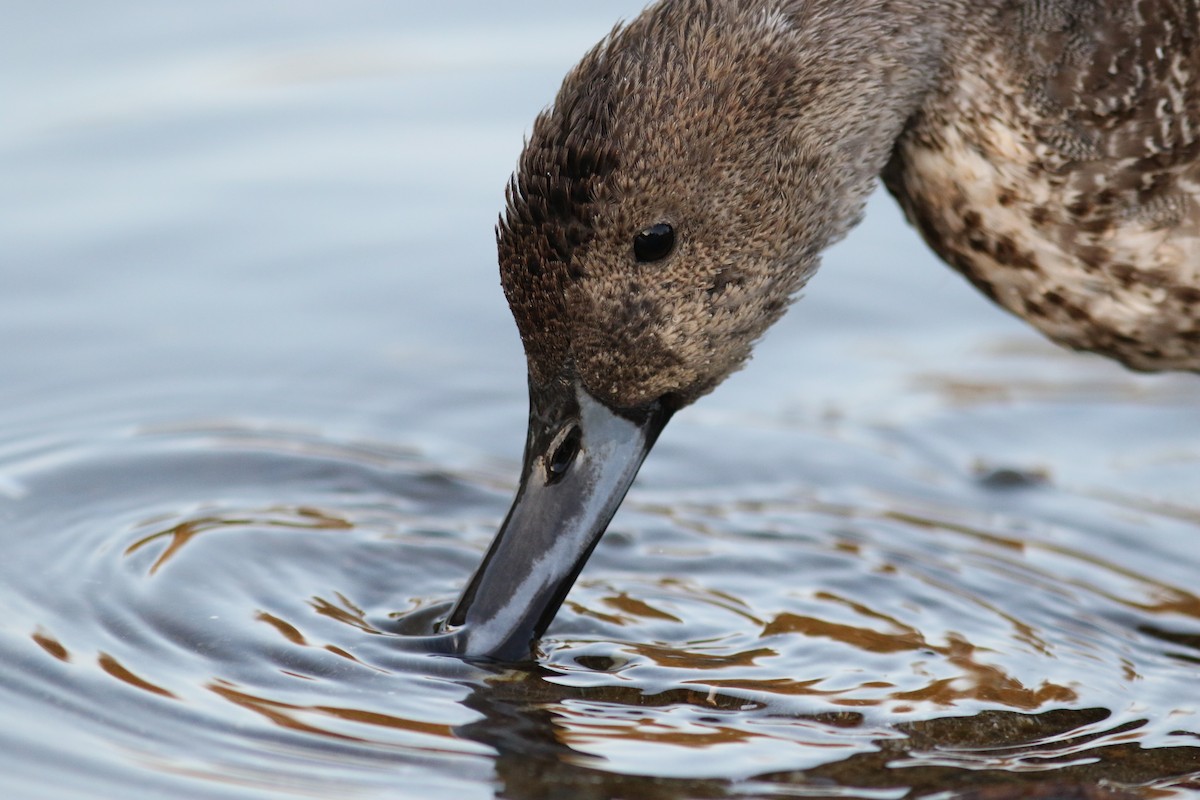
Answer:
633, 222, 675, 263
545, 424, 582, 484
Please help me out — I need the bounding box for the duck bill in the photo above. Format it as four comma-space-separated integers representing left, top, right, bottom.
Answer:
443, 383, 672, 662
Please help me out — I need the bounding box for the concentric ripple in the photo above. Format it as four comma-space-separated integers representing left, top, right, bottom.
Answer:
1, 419, 1197, 798
0, 424, 497, 798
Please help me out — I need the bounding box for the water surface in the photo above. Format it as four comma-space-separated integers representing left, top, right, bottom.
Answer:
2, 3, 1199, 798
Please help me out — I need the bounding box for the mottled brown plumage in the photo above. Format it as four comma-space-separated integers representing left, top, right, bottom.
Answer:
500, 0, 1200, 408
885, 0, 1200, 371
445, 0, 1200, 661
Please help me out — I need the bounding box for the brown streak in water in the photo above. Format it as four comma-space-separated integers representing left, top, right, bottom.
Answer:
97, 653, 177, 698
255, 610, 386, 671
293, 507, 355, 529
31, 629, 70, 662
255, 608, 389, 672
208, 682, 365, 741
814, 590, 926, 632
563, 600, 628, 626
309, 592, 383, 634
892, 635, 1078, 711
312, 706, 455, 739
755, 615, 1076, 710
125, 506, 352, 575
884, 510, 1027, 553
602, 593, 683, 623
654, 577, 765, 626
1133, 594, 1200, 617
207, 682, 456, 742
256, 611, 308, 645
126, 518, 209, 575
764, 612, 928, 653
629, 644, 776, 670
557, 717, 768, 750
816, 585, 1041, 666
323, 644, 383, 672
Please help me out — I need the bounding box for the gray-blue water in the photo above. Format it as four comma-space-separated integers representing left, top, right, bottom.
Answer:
2, 3, 1199, 798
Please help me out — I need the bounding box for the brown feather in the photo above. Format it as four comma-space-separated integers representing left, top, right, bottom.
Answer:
501, 0, 1200, 412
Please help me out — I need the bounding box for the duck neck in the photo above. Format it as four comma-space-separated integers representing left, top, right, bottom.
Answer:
724, 0, 998, 256
760, 0, 997, 244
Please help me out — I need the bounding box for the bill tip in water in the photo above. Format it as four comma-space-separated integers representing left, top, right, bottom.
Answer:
439, 382, 672, 661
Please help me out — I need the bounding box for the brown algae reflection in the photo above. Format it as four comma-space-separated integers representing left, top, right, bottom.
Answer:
0, 419, 1197, 794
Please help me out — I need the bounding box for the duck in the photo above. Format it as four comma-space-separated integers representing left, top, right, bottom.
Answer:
434, 0, 1200, 662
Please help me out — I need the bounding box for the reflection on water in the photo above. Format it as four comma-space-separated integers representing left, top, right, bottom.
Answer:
3, 1, 1200, 798
2, 421, 1197, 797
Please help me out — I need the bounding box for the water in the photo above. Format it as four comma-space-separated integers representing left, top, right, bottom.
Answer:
3, 3, 1199, 798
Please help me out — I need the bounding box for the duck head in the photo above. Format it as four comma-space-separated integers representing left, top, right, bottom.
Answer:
441, 0, 940, 661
